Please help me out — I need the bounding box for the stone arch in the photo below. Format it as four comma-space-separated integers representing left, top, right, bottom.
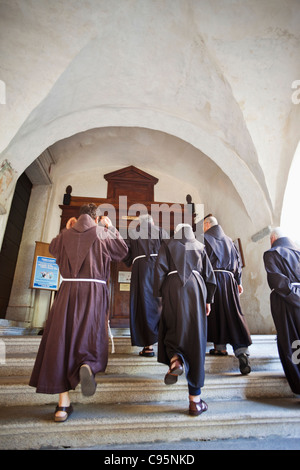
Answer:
0, 17, 272, 226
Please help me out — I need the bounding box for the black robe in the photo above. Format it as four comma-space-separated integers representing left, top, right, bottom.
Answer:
154, 227, 216, 390
123, 222, 168, 346
263, 237, 300, 394
204, 224, 252, 347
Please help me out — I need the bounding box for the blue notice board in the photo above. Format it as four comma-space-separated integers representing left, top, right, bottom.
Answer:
32, 256, 60, 290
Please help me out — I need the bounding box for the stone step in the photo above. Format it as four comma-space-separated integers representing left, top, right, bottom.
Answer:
0, 335, 283, 377
1, 333, 279, 354
0, 351, 283, 379
0, 370, 293, 407
0, 334, 297, 450
0, 319, 41, 336
1, 397, 300, 450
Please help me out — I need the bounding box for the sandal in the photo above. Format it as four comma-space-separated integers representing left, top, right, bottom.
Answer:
54, 405, 73, 422
139, 347, 155, 357
189, 399, 208, 416
237, 353, 251, 375
209, 348, 228, 356
80, 364, 97, 396
164, 357, 184, 385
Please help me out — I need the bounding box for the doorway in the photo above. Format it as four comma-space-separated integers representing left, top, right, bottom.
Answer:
281, 141, 300, 245
0, 173, 32, 318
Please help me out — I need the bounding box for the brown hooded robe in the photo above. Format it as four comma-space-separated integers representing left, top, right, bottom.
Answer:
29, 214, 128, 394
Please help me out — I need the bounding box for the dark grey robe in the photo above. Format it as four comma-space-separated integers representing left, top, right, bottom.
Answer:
204, 224, 252, 347
123, 222, 168, 346
154, 226, 216, 390
263, 237, 300, 394
29, 214, 128, 394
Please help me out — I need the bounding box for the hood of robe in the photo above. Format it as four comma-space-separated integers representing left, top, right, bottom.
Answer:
168, 225, 202, 286
205, 224, 232, 267
272, 237, 300, 252
62, 214, 98, 277
206, 224, 225, 240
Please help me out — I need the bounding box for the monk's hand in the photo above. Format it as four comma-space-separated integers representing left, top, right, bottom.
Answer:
206, 304, 211, 316
100, 216, 112, 228
66, 217, 77, 229
238, 285, 243, 295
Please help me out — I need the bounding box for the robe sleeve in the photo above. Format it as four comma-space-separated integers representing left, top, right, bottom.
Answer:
49, 235, 60, 257
122, 237, 133, 267
101, 226, 128, 262
263, 250, 300, 307
153, 241, 170, 297
204, 239, 215, 263
201, 251, 217, 304
49, 230, 67, 265
233, 244, 242, 285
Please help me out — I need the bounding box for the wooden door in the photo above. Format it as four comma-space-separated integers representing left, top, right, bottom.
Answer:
104, 166, 159, 328
109, 262, 131, 328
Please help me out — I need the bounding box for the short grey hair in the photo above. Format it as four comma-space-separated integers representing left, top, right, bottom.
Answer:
270, 227, 285, 241
79, 203, 101, 219
205, 216, 218, 227
139, 214, 153, 224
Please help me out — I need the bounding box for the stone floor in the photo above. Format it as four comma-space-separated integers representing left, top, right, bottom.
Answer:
1, 334, 300, 450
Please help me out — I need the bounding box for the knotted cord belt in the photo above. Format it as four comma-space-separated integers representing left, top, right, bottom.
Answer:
62, 278, 106, 284
213, 269, 234, 278
132, 254, 158, 264
167, 270, 199, 276
271, 282, 300, 293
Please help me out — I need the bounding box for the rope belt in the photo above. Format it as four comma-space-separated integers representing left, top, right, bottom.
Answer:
62, 278, 106, 284
167, 270, 199, 276
108, 320, 115, 354
271, 282, 300, 293
132, 254, 158, 265
214, 269, 234, 278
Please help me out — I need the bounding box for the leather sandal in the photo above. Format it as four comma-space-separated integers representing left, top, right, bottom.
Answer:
139, 347, 155, 357
209, 348, 228, 356
189, 399, 208, 416
238, 353, 251, 375
54, 405, 73, 422
164, 357, 184, 385
80, 364, 97, 396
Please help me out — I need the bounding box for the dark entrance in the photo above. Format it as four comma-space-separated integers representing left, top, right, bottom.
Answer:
0, 173, 32, 318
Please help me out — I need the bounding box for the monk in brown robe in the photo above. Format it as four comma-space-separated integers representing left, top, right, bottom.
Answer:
29, 204, 128, 422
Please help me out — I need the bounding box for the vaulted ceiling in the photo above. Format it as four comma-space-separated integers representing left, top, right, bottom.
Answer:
0, 0, 299, 227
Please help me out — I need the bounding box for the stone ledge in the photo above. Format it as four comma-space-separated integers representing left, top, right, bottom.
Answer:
0, 398, 300, 450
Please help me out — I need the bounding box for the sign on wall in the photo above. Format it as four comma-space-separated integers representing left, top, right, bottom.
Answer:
30, 241, 60, 291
